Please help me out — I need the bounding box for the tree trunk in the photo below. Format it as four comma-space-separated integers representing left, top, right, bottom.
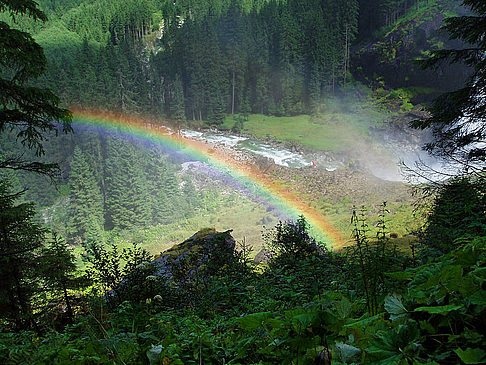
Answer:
63, 282, 74, 324
343, 26, 348, 85
231, 71, 235, 115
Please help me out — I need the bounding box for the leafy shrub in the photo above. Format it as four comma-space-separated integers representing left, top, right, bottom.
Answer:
83, 242, 160, 306
263, 216, 327, 267
420, 177, 486, 256
346, 204, 408, 315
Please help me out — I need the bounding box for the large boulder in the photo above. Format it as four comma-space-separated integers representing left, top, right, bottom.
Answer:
153, 228, 236, 286
106, 229, 237, 307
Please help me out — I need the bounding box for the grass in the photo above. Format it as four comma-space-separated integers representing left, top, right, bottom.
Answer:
221, 100, 388, 153
70, 194, 277, 268
100, 194, 277, 259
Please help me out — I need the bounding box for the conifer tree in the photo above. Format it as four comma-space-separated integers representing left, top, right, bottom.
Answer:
145, 151, 175, 225
0, 0, 71, 176
412, 0, 486, 168
105, 137, 151, 229
38, 233, 87, 323
0, 181, 47, 330
172, 74, 187, 124
76, 130, 105, 192
68, 147, 104, 243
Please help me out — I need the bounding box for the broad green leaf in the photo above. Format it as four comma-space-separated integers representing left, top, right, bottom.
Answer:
367, 331, 398, 357
237, 312, 272, 330
453, 247, 482, 266
335, 297, 352, 320
368, 322, 420, 363
468, 290, 486, 305
415, 264, 462, 295
292, 312, 315, 330
335, 342, 361, 363
384, 294, 407, 321
414, 305, 463, 314
457, 277, 480, 296
435, 265, 463, 290
454, 348, 486, 364
266, 318, 284, 329
345, 313, 383, 328
471, 267, 486, 283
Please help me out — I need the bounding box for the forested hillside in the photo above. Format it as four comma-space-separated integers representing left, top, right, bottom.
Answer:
2, 0, 464, 124
1, 126, 244, 242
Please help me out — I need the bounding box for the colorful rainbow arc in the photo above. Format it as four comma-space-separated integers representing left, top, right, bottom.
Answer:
71, 109, 347, 249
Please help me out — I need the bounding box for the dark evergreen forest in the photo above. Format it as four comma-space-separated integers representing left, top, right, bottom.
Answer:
1, 127, 200, 242
3, 0, 436, 124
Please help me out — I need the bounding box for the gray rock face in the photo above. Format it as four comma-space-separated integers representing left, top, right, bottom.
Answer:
153, 229, 236, 285
253, 249, 273, 264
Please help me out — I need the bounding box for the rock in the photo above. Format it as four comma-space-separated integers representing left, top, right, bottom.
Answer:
253, 249, 273, 264
253, 154, 275, 172
153, 229, 236, 285
352, 4, 469, 97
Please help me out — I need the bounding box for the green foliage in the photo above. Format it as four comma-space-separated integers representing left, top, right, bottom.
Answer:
68, 147, 104, 243
419, 176, 486, 256
0, 0, 71, 176
0, 180, 47, 330
155, 0, 360, 121
8, 0, 365, 121
0, 215, 484, 363
347, 203, 406, 315
264, 215, 326, 267
37, 233, 89, 325
83, 241, 156, 305
411, 0, 486, 166
105, 137, 151, 229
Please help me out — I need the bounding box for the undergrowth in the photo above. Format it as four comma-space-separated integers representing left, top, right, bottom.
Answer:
1, 190, 485, 364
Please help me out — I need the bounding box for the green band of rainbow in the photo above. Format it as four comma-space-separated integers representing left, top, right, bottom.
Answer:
71, 109, 347, 248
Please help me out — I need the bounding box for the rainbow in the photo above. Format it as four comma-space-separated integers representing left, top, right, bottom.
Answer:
71, 109, 347, 248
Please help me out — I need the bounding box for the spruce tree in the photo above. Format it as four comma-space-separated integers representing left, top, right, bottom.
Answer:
0, 0, 71, 176
412, 0, 486, 168
38, 233, 87, 324
68, 147, 104, 243
145, 151, 175, 225
0, 181, 47, 330
172, 74, 187, 124
105, 137, 151, 229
